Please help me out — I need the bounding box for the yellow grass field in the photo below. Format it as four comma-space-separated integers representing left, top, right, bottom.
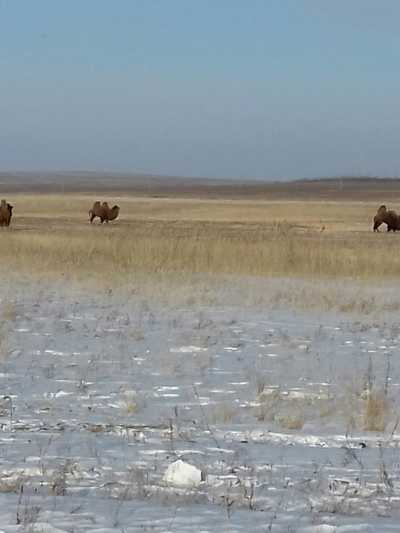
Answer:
0, 193, 397, 284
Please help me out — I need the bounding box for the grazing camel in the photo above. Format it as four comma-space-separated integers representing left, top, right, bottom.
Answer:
373, 205, 400, 232
0, 199, 13, 227
89, 201, 120, 224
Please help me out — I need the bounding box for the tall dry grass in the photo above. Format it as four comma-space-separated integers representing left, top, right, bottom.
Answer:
0, 193, 398, 282
1, 220, 399, 280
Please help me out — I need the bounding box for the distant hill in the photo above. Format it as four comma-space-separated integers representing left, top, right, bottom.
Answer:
0, 172, 399, 201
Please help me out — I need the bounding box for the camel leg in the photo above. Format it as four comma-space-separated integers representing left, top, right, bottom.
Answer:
373, 221, 382, 231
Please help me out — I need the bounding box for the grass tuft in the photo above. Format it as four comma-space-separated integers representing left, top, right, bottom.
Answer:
362, 389, 389, 432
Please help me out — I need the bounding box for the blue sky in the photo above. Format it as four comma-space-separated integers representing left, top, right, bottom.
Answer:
1, 0, 400, 179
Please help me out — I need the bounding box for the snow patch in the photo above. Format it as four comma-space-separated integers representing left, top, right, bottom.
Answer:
163, 459, 203, 488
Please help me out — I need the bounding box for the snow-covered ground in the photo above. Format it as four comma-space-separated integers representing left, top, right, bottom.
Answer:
0, 279, 399, 531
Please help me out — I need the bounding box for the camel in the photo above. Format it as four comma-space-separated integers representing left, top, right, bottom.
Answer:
373, 205, 400, 232
0, 199, 13, 227
89, 201, 120, 224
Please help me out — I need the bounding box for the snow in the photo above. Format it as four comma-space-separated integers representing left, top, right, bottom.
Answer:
0, 278, 398, 530
163, 460, 203, 488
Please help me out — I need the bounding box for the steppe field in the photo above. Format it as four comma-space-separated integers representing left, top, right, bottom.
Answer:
2, 175, 400, 531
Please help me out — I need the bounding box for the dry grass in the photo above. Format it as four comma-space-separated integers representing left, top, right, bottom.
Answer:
254, 383, 393, 433
120, 390, 139, 415
331, 378, 393, 433
0, 299, 16, 362
275, 413, 305, 430
208, 402, 237, 424
0, 194, 398, 286
1, 301, 17, 322
362, 390, 390, 432
254, 387, 308, 429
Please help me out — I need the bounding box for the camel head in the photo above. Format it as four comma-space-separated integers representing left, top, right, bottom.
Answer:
108, 205, 120, 221
373, 205, 388, 231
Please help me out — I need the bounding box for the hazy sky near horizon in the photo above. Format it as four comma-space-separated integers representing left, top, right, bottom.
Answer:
1, 1, 400, 180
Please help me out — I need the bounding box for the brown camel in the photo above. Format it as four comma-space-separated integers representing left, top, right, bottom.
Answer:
0, 199, 13, 227
89, 201, 120, 224
373, 205, 400, 232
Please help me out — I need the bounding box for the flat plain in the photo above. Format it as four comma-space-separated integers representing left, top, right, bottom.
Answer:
3, 180, 400, 283
0, 175, 400, 531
